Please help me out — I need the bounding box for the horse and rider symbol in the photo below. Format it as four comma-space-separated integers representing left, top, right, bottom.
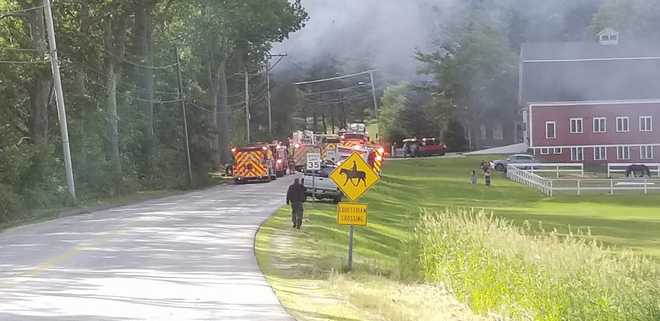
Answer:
339, 161, 367, 187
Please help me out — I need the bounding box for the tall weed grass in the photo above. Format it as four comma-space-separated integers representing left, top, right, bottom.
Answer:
403, 209, 660, 321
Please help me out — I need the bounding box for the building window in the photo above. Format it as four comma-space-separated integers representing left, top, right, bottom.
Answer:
540, 148, 550, 155
593, 117, 607, 133
616, 117, 630, 132
570, 147, 584, 161
640, 116, 653, 132
553, 148, 563, 155
594, 146, 607, 161
641, 145, 655, 160
545, 121, 556, 139
570, 118, 584, 134
617, 146, 631, 160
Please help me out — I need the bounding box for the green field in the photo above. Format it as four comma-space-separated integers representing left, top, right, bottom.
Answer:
256, 156, 660, 321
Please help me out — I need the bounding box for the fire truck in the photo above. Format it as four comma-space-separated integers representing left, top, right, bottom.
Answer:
318, 134, 341, 164
290, 130, 321, 172
337, 123, 385, 175
269, 142, 289, 177
231, 144, 276, 183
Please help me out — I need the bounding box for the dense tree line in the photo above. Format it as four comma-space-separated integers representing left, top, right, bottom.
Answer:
0, 0, 307, 221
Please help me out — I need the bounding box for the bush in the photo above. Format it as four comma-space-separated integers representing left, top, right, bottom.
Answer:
403, 209, 660, 321
0, 184, 23, 223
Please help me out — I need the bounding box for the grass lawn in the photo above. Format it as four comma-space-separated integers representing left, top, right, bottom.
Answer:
256, 156, 660, 321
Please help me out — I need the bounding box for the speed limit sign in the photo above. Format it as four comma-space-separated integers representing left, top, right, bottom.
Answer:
306, 152, 321, 171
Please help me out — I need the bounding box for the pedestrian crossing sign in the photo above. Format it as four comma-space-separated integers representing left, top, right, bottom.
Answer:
329, 152, 380, 201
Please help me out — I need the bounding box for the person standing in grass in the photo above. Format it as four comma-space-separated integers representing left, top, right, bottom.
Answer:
485, 167, 492, 186
286, 178, 306, 229
471, 170, 478, 186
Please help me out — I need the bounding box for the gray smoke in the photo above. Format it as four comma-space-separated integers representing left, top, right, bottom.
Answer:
273, 0, 465, 81
274, 0, 603, 81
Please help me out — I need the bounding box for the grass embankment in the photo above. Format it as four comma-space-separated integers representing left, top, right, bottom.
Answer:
409, 210, 659, 321
256, 156, 660, 321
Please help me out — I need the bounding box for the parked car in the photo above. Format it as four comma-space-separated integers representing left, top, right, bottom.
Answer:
417, 138, 447, 157
303, 165, 342, 203
491, 154, 537, 172
402, 138, 447, 158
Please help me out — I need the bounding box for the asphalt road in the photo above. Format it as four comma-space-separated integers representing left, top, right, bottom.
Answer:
0, 177, 296, 321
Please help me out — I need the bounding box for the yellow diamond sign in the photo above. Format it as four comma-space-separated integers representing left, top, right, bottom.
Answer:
329, 152, 380, 201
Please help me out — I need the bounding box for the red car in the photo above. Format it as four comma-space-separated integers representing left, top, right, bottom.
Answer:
404, 138, 447, 157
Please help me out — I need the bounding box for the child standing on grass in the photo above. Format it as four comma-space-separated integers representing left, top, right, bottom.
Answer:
471, 170, 477, 186
485, 167, 492, 187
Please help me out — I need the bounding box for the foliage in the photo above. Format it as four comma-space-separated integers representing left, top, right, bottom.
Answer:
0, 0, 308, 223
591, 0, 660, 40
417, 20, 517, 148
406, 209, 660, 321
378, 83, 410, 142
444, 117, 468, 152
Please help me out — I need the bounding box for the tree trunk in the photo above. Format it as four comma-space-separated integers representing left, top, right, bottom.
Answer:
134, 0, 155, 179
321, 112, 327, 134
217, 59, 231, 163
106, 62, 122, 194
312, 111, 318, 133
330, 107, 335, 134
26, 1, 49, 145
207, 58, 220, 167
104, 16, 128, 194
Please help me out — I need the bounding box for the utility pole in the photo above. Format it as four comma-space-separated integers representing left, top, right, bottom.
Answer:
266, 60, 272, 137
244, 70, 250, 144
265, 53, 286, 138
369, 71, 378, 116
175, 47, 193, 187
43, 0, 76, 201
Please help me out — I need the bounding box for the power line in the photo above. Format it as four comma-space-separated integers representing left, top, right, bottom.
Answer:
188, 101, 212, 113
63, 62, 180, 97
302, 84, 371, 96
0, 59, 47, 64
101, 48, 178, 70
0, 5, 45, 17
0, 47, 43, 52
295, 70, 376, 86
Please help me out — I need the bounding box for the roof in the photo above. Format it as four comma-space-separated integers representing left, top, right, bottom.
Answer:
520, 41, 660, 104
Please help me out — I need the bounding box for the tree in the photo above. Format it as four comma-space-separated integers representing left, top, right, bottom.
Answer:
378, 83, 410, 142
444, 117, 468, 152
591, 0, 660, 40
0, 0, 309, 219
417, 11, 517, 149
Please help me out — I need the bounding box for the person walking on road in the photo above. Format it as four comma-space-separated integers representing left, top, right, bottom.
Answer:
286, 178, 306, 229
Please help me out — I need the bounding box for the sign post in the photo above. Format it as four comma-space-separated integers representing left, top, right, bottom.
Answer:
329, 152, 380, 271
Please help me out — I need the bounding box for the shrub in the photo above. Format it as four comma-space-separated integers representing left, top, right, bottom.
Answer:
0, 183, 23, 223
403, 209, 660, 321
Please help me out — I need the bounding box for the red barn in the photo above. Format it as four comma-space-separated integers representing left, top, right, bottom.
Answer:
520, 30, 660, 164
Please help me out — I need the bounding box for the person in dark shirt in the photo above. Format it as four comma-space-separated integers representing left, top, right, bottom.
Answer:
286, 178, 306, 229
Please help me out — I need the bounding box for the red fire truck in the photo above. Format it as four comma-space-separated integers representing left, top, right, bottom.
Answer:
231, 145, 275, 183
269, 143, 289, 177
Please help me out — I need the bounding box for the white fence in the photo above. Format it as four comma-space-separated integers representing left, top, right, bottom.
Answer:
607, 163, 660, 177
509, 163, 584, 178
506, 165, 554, 196
507, 163, 660, 196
